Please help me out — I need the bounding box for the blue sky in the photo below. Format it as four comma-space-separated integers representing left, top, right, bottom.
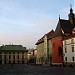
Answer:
0, 0, 74, 49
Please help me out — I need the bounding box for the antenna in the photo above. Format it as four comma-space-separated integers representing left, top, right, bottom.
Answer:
70, 4, 72, 9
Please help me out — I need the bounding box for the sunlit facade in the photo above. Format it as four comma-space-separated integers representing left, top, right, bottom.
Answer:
36, 30, 54, 65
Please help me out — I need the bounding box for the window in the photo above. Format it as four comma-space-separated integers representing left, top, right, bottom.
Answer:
58, 47, 62, 56
0, 52, 2, 54
65, 47, 67, 53
72, 45, 74, 52
72, 57, 74, 61
18, 55, 19, 59
18, 52, 19, 54
13, 52, 15, 54
65, 57, 67, 61
71, 39, 74, 44
13, 55, 15, 59
4, 52, 6, 54
22, 52, 24, 55
0, 55, 2, 59
4, 55, 6, 59
9, 52, 11, 54
9, 55, 11, 59
22, 55, 24, 59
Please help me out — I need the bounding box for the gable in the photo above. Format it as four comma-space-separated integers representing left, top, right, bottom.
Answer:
53, 19, 75, 37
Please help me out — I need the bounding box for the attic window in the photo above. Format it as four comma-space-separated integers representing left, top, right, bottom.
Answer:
72, 28, 75, 34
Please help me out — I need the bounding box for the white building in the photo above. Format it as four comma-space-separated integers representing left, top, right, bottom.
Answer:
63, 29, 75, 65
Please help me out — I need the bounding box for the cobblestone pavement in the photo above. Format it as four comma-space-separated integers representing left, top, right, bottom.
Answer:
0, 64, 75, 75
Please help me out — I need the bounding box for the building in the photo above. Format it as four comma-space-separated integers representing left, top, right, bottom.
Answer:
63, 28, 75, 65
36, 30, 54, 65
0, 45, 28, 64
52, 7, 75, 65
27, 49, 37, 64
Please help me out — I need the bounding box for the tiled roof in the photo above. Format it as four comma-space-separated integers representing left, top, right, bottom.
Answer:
0, 45, 27, 51
46, 30, 54, 39
35, 30, 54, 45
35, 37, 44, 45
53, 19, 75, 37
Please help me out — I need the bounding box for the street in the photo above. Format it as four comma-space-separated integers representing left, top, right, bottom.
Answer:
0, 64, 75, 75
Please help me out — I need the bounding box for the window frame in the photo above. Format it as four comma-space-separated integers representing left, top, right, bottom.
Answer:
65, 57, 67, 61
72, 57, 74, 61
65, 46, 67, 53
72, 45, 74, 52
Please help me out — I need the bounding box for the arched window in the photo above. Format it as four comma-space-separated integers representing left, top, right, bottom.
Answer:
58, 47, 62, 56
53, 43, 55, 47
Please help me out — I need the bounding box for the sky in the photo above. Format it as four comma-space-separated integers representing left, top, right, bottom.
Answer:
0, 0, 74, 49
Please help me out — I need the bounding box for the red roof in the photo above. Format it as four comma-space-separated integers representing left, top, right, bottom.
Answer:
35, 30, 54, 45
46, 30, 54, 39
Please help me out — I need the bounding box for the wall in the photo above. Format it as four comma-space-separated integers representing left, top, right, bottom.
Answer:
63, 38, 75, 64
47, 39, 52, 64
36, 36, 53, 65
0, 51, 28, 64
52, 36, 63, 64
36, 42, 44, 64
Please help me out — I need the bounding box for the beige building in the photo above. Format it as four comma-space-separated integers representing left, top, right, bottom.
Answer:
27, 49, 37, 64
36, 30, 54, 65
0, 45, 28, 64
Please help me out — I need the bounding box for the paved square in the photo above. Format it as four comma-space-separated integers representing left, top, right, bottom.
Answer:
0, 64, 75, 75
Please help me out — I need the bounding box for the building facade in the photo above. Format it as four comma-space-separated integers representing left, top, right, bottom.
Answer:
27, 49, 37, 64
52, 36, 63, 65
36, 30, 54, 65
52, 7, 75, 65
63, 30, 75, 65
0, 45, 28, 64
